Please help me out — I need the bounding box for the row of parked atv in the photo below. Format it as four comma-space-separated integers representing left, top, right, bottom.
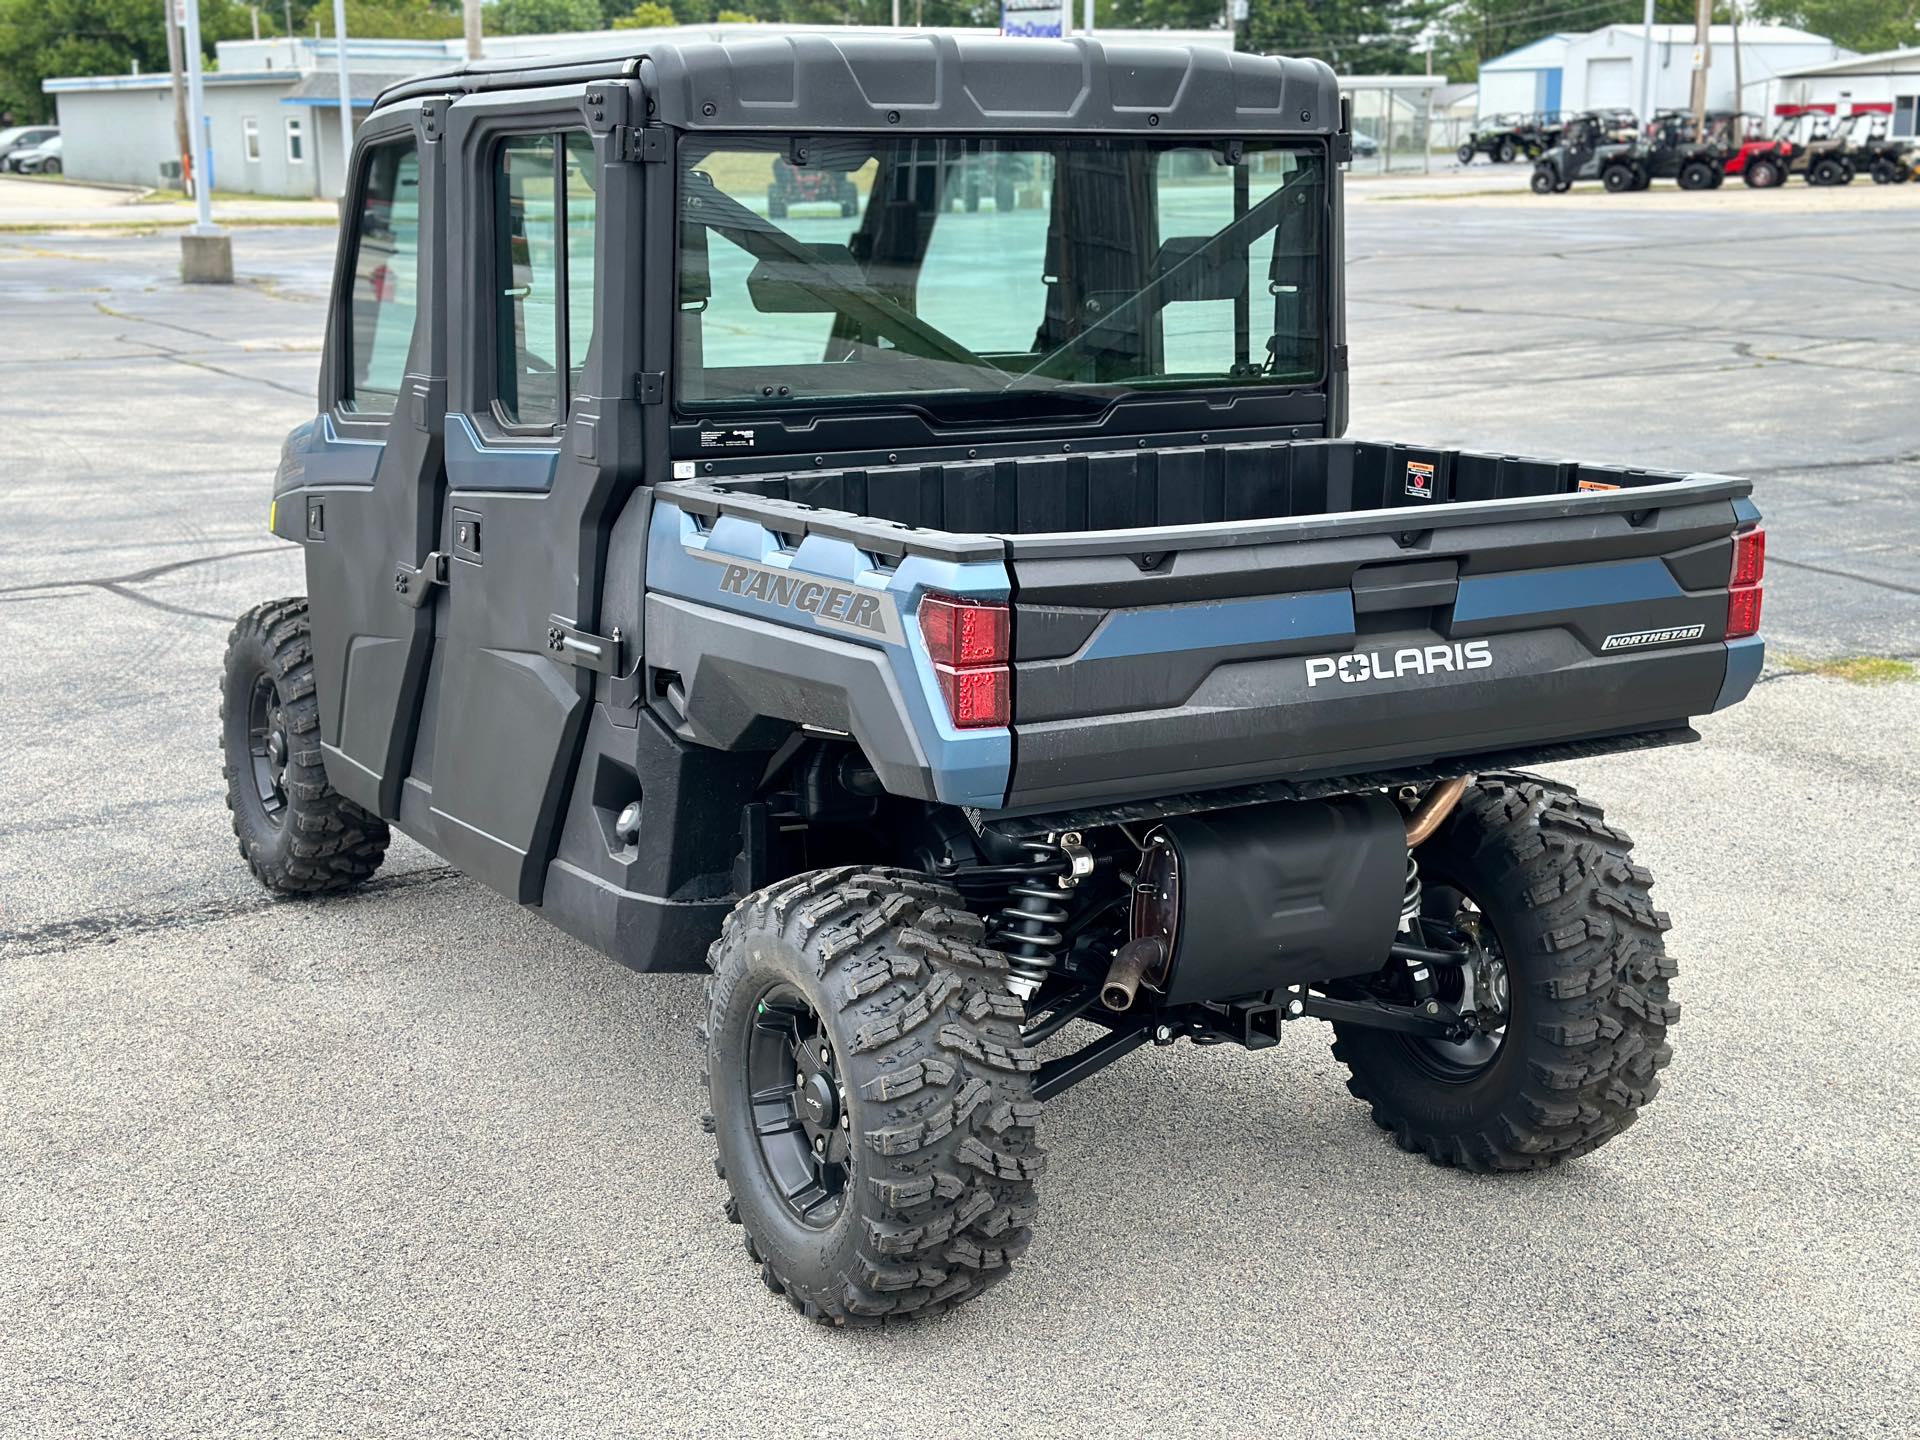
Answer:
1490, 105, 1918, 195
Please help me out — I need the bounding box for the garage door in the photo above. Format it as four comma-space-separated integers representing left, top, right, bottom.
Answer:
1587, 57, 1634, 111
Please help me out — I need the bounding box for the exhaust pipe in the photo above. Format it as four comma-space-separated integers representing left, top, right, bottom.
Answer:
1101, 936, 1166, 1012
1404, 777, 1470, 849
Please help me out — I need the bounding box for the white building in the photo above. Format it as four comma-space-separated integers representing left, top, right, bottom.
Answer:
1477, 33, 1575, 118
1477, 23, 1851, 120
1766, 49, 1920, 134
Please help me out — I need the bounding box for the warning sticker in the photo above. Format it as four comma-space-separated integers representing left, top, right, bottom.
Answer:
700, 428, 756, 450
1405, 460, 1435, 499
1577, 478, 1622, 492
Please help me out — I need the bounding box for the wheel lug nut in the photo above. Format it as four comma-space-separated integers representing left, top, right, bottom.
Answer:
813, 1136, 826, 1154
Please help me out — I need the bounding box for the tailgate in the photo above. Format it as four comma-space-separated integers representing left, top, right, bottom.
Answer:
1006, 478, 1761, 810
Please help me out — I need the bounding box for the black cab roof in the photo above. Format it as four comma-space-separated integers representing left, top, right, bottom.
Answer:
374, 33, 1342, 138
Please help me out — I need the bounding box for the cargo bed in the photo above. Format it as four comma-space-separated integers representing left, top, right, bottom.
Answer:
653, 437, 1763, 814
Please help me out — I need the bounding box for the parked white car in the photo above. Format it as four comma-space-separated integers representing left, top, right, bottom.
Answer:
0, 125, 59, 172
10, 134, 63, 175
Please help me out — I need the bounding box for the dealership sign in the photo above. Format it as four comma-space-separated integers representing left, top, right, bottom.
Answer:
1002, 0, 1064, 38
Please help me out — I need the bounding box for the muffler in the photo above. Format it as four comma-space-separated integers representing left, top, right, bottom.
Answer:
1116, 793, 1407, 1009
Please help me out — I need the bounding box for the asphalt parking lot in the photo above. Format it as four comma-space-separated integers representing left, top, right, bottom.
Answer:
2, 176, 1917, 1438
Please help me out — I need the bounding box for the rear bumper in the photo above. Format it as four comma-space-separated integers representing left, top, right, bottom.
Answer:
1007, 630, 1730, 809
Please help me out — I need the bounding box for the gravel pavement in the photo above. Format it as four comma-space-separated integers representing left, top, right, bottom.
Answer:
1, 182, 1917, 1439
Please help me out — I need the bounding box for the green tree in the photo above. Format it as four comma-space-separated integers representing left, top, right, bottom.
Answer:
314, 2, 466, 39
493, 0, 605, 34
1753, 0, 1920, 54
614, 1, 680, 27
0, 0, 257, 125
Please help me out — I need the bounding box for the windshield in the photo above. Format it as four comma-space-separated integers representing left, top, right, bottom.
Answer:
675, 135, 1326, 417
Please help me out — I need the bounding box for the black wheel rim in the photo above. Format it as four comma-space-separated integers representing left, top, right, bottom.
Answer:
1400, 884, 1511, 1083
246, 674, 290, 826
745, 984, 851, 1228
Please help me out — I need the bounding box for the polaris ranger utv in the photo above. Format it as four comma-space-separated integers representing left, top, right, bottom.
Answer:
223, 35, 1766, 1326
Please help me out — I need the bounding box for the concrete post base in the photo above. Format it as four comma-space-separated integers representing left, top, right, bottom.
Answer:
180, 231, 233, 285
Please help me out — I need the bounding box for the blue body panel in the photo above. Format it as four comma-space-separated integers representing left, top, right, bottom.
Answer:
1453, 556, 1681, 624
647, 501, 1013, 808
1082, 590, 1354, 660
445, 414, 559, 493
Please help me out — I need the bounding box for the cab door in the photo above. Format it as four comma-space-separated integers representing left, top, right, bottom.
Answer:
303, 98, 448, 818
418, 86, 647, 902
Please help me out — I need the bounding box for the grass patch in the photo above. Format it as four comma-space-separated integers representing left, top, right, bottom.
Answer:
1776, 653, 1917, 685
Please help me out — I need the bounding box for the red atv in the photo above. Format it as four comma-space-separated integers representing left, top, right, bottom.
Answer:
1711, 111, 1791, 189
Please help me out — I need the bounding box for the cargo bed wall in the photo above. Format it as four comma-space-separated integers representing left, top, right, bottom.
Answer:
708, 438, 1695, 537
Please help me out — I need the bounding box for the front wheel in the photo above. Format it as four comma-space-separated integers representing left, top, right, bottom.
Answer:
1331, 775, 1677, 1171
1457, 143, 1475, 166
1679, 160, 1715, 191
1530, 167, 1556, 195
1496, 138, 1517, 164
220, 598, 389, 894
1745, 157, 1783, 188
704, 868, 1045, 1325
1601, 164, 1635, 193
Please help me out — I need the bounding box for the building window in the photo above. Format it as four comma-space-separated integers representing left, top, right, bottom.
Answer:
1896, 96, 1916, 139
242, 118, 260, 164
286, 115, 306, 165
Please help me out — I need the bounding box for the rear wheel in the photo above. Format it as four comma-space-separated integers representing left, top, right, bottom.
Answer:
704, 867, 1045, 1325
1496, 138, 1517, 164
1457, 143, 1475, 166
1331, 775, 1677, 1171
1744, 156, 1783, 188
220, 598, 389, 894
1601, 164, 1635, 193
1678, 160, 1715, 190
1871, 160, 1896, 184
1811, 156, 1844, 186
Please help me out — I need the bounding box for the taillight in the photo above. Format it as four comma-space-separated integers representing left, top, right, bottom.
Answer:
919, 593, 1010, 729
1727, 527, 1765, 639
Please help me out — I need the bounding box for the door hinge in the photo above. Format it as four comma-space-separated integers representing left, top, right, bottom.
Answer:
545, 616, 622, 675
612, 124, 669, 164
636, 371, 666, 404
393, 552, 447, 608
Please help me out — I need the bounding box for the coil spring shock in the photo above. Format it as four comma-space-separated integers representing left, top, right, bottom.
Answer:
998, 839, 1072, 993
1401, 850, 1422, 931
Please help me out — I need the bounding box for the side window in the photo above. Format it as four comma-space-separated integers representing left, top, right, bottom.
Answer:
285, 115, 306, 165
494, 130, 598, 428
342, 139, 422, 416
242, 118, 260, 164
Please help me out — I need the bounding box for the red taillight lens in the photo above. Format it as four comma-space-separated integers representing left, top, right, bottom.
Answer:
919, 593, 1011, 729
1727, 527, 1765, 639
919, 593, 1009, 668
934, 663, 1010, 729
1727, 586, 1763, 639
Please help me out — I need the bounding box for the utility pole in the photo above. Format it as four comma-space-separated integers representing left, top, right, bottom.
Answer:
1690, 0, 1713, 141
332, 0, 355, 202
465, 0, 483, 61
1639, 0, 1656, 127
1731, 0, 1745, 121
891, 0, 900, 27
178, 0, 231, 283
162, 0, 190, 187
